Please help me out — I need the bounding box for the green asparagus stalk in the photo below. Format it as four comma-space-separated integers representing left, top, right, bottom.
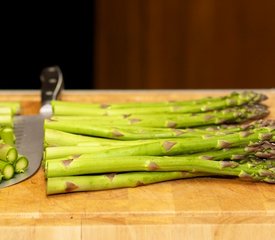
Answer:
44, 125, 275, 159
45, 120, 274, 147
0, 127, 15, 145
52, 101, 267, 116
45, 140, 275, 161
45, 145, 126, 160
45, 106, 269, 140
46, 171, 212, 195
45, 121, 194, 140
46, 155, 275, 185
44, 128, 195, 148
49, 104, 269, 128
0, 143, 18, 163
51, 91, 267, 114
44, 127, 228, 148
0, 102, 21, 115
45, 136, 255, 160
54, 91, 264, 109
0, 107, 12, 116
0, 160, 15, 180
44, 128, 124, 147
0, 115, 13, 128
45, 141, 275, 177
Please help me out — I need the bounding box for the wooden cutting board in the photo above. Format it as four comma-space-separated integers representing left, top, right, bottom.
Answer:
1, 90, 275, 240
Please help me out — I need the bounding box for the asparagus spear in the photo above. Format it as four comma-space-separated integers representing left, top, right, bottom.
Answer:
46, 155, 275, 186
44, 125, 275, 159
49, 104, 269, 129
46, 155, 275, 195
47, 171, 212, 195
53, 101, 267, 116
45, 106, 269, 140
45, 121, 195, 140
44, 127, 236, 147
45, 134, 256, 160
44, 127, 235, 148
45, 120, 274, 147
51, 91, 267, 113
45, 141, 275, 177
54, 91, 260, 109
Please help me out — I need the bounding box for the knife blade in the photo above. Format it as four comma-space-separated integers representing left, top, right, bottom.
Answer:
0, 66, 64, 188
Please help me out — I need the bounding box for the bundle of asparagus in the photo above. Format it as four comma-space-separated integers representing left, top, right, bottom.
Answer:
0, 102, 29, 184
43, 91, 275, 195
46, 91, 269, 138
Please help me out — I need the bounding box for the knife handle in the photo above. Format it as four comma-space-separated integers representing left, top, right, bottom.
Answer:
40, 65, 64, 105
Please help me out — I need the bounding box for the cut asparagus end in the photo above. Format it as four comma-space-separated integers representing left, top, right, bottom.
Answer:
0, 102, 21, 115
0, 127, 15, 146
14, 155, 29, 173
0, 115, 13, 128
1, 163, 15, 180
6, 148, 18, 163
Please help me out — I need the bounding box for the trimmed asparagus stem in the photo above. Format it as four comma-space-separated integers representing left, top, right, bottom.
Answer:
46, 171, 211, 195
0, 160, 15, 180
45, 142, 275, 179
0, 102, 21, 115
0, 107, 12, 116
0, 127, 15, 145
0, 143, 18, 163
51, 91, 267, 114
0, 115, 13, 128
13, 155, 29, 173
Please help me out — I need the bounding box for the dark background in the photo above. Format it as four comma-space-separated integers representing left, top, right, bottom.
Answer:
0, 0, 94, 89
1, 0, 275, 89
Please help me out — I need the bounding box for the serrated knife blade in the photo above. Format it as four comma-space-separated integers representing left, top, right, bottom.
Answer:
0, 65, 63, 188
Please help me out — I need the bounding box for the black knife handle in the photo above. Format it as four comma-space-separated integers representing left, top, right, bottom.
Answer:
40, 65, 64, 105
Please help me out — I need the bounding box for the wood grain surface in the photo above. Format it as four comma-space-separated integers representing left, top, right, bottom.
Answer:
1, 90, 275, 240
94, 0, 275, 89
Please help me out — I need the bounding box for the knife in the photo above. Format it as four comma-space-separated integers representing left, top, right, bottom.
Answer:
0, 66, 64, 188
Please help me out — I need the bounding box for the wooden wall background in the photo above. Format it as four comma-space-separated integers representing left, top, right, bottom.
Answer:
94, 0, 275, 89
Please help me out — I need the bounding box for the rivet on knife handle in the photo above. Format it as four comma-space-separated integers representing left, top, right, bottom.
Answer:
40, 65, 64, 106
